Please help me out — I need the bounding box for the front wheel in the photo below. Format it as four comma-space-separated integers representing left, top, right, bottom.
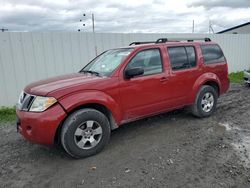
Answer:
191, 85, 218, 118
61, 109, 111, 158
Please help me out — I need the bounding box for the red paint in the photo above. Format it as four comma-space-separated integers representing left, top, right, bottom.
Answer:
16, 104, 66, 145
17, 41, 229, 146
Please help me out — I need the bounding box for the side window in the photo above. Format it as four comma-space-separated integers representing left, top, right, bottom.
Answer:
168, 46, 197, 71
201, 44, 225, 64
127, 49, 163, 76
186, 47, 196, 67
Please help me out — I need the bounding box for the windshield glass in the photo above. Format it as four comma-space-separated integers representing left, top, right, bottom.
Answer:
81, 48, 133, 76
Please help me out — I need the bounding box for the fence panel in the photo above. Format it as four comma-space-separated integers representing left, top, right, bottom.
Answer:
0, 32, 249, 106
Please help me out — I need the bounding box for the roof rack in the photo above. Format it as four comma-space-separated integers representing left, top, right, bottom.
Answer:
184, 37, 211, 42
129, 37, 211, 45
129, 41, 155, 46
156, 38, 169, 43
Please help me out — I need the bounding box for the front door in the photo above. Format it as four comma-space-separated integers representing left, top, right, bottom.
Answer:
119, 48, 171, 121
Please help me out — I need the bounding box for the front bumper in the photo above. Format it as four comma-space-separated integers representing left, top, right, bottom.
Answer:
244, 71, 250, 84
16, 104, 67, 145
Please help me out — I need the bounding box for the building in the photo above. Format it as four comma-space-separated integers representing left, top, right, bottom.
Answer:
217, 22, 250, 34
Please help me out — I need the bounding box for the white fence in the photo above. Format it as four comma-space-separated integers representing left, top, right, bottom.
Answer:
0, 32, 250, 107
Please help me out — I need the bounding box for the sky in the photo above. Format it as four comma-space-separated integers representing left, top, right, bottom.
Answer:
0, 0, 250, 33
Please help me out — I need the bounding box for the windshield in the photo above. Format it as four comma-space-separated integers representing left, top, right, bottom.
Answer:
81, 48, 133, 76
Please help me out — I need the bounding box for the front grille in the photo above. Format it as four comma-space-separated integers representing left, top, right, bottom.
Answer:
18, 92, 35, 111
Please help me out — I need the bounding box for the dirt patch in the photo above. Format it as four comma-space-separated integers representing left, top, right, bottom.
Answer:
0, 84, 250, 188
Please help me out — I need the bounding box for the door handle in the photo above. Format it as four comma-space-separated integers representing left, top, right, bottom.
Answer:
160, 77, 168, 82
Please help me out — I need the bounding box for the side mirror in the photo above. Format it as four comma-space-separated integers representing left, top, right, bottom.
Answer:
125, 67, 144, 79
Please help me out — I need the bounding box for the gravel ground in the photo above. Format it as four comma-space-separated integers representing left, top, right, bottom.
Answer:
0, 84, 250, 188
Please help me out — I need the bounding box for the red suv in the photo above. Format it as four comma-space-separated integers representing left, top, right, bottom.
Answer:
16, 38, 229, 158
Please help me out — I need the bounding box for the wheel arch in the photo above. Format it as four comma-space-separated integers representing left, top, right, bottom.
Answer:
187, 73, 221, 104
54, 90, 122, 145
54, 102, 119, 145
203, 80, 220, 95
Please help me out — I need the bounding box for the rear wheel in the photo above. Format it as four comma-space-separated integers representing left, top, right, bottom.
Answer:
191, 85, 218, 118
61, 108, 110, 158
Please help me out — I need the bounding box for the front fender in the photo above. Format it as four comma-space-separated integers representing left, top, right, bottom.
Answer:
187, 72, 221, 103
58, 90, 123, 125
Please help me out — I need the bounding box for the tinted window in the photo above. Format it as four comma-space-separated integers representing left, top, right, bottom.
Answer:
168, 46, 196, 71
201, 44, 225, 64
127, 49, 163, 76
186, 47, 196, 67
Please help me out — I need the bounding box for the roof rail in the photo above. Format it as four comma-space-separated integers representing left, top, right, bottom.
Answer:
155, 38, 168, 43
184, 37, 211, 42
129, 37, 211, 46
161, 37, 211, 42
129, 41, 154, 46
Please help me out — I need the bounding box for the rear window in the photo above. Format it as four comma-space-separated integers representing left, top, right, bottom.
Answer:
201, 44, 225, 64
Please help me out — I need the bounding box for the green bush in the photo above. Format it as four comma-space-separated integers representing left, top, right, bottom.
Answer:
0, 107, 16, 123
228, 71, 244, 84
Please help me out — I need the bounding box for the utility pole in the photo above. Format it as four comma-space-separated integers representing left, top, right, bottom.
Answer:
1, 28, 8, 32
91, 13, 95, 33
79, 13, 97, 56
79, 13, 95, 33
91, 13, 97, 56
192, 20, 194, 33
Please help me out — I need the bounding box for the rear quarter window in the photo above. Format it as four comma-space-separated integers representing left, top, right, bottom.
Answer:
201, 44, 225, 64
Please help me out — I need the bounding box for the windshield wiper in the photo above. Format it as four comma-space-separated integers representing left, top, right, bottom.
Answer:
80, 70, 100, 76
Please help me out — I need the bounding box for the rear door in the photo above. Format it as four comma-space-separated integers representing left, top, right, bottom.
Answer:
165, 45, 201, 105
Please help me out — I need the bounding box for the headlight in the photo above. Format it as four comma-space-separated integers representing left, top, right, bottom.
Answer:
29, 96, 57, 112
17, 91, 24, 109
18, 91, 24, 104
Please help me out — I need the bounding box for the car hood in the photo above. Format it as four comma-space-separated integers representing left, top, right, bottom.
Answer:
24, 73, 104, 97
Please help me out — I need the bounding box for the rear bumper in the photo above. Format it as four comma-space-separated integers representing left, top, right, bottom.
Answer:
16, 104, 67, 145
244, 71, 250, 84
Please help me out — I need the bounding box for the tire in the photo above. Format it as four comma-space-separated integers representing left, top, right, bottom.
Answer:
191, 85, 218, 118
61, 108, 111, 158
